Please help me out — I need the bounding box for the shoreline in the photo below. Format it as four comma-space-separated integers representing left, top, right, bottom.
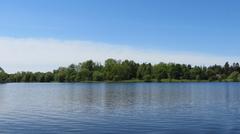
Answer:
2, 79, 239, 84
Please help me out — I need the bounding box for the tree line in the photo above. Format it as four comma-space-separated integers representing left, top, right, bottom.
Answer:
0, 59, 240, 83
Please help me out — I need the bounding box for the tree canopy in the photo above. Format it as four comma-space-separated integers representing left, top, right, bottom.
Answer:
1, 59, 240, 83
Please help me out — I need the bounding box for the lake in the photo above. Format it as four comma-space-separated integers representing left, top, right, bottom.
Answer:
0, 83, 240, 134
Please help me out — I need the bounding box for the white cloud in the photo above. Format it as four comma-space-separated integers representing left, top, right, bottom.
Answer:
0, 37, 238, 73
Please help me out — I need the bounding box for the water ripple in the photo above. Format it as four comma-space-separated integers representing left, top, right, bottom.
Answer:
0, 83, 240, 133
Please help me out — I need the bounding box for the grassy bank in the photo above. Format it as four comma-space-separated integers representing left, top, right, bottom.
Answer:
112, 79, 212, 83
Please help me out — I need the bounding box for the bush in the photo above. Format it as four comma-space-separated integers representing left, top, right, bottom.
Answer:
93, 71, 104, 81
227, 71, 240, 82
0, 72, 8, 83
113, 75, 121, 81
143, 74, 152, 82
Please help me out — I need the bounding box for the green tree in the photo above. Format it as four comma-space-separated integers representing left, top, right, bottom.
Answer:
153, 63, 168, 81
137, 63, 152, 80
0, 70, 8, 83
168, 63, 183, 79
78, 68, 91, 81
104, 59, 118, 80
92, 71, 104, 81
224, 62, 230, 75
227, 71, 240, 82
143, 74, 152, 82
44, 72, 54, 82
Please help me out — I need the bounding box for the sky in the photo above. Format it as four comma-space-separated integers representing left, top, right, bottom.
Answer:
0, 0, 240, 73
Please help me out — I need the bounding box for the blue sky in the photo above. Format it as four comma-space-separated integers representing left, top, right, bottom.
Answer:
0, 0, 240, 72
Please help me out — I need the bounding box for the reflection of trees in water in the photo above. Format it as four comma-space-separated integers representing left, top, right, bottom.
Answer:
103, 84, 138, 111
56, 83, 240, 112
0, 84, 7, 108
1, 83, 240, 118
66, 83, 195, 110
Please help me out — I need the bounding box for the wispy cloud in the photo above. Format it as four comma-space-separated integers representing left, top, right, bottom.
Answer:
0, 37, 238, 73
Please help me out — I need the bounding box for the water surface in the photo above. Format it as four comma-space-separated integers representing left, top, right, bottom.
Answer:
0, 83, 240, 134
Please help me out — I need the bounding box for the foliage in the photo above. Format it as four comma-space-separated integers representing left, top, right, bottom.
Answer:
227, 71, 240, 82
93, 71, 104, 81
143, 74, 152, 82
0, 59, 240, 83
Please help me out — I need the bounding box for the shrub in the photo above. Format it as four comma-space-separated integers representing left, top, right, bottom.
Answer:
93, 71, 104, 81
143, 74, 152, 82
